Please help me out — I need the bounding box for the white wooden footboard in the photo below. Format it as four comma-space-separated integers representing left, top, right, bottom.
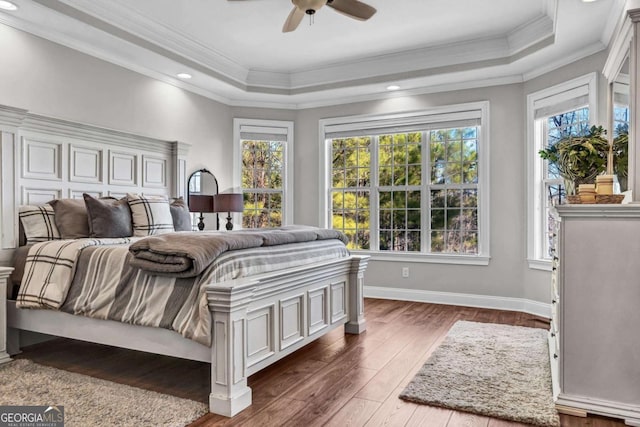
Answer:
6, 254, 368, 417
206, 255, 368, 416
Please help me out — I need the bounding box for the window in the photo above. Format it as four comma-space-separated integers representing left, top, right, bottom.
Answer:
320, 102, 490, 264
527, 73, 597, 270
233, 118, 293, 228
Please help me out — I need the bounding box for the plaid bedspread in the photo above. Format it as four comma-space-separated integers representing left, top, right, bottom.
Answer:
17, 237, 349, 346
16, 237, 138, 309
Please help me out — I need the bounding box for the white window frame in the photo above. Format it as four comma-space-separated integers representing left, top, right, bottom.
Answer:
233, 118, 294, 227
319, 101, 490, 265
526, 73, 597, 270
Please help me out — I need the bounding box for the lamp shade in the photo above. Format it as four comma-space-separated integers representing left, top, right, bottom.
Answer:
213, 193, 244, 213
188, 195, 214, 213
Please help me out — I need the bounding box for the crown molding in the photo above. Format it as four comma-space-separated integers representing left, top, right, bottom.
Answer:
507, 13, 555, 54
522, 42, 606, 82
30, 0, 556, 93
52, 0, 249, 85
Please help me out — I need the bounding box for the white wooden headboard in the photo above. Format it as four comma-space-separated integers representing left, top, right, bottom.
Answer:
0, 104, 190, 263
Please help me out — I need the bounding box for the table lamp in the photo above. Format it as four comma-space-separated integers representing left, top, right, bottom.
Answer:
213, 193, 243, 230
188, 195, 214, 231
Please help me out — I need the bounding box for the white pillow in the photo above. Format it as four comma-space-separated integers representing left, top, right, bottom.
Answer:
126, 194, 175, 237
19, 204, 61, 244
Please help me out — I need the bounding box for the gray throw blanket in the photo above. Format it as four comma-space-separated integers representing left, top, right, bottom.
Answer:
129, 226, 348, 278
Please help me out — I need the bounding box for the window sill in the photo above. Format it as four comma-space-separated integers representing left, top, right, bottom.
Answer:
527, 258, 552, 271
350, 250, 490, 266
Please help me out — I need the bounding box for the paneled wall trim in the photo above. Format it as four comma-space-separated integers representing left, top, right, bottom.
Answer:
0, 104, 190, 262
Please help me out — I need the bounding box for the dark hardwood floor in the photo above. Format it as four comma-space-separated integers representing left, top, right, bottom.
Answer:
17, 299, 626, 427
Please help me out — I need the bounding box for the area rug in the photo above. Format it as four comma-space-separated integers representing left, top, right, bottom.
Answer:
0, 359, 207, 427
399, 320, 560, 427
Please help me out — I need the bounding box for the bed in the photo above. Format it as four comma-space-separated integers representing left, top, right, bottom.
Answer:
0, 105, 369, 417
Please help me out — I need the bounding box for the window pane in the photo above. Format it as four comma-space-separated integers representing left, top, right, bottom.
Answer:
380, 210, 392, 230
379, 167, 393, 186
431, 231, 445, 252
462, 209, 478, 231
447, 190, 461, 208
431, 209, 445, 230
445, 163, 462, 184
462, 189, 477, 207
407, 191, 420, 208
407, 231, 421, 252
463, 162, 478, 184
408, 165, 421, 185
408, 210, 421, 229
431, 163, 445, 184
446, 231, 461, 252
462, 232, 478, 254
431, 190, 445, 208
446, 140, 462, 162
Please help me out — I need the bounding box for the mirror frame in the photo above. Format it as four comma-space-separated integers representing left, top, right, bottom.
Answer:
187, 168, 219, 230
604, 8, 640, 200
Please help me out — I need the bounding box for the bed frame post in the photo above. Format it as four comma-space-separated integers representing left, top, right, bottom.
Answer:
0, 267, 14, 364
345, 255, 369, 335
206, 282, 256, 417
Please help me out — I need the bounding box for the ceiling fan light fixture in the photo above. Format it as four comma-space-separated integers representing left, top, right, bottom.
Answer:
293, 0, 326, 14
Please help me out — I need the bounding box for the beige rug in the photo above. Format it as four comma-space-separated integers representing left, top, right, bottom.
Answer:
0, 359, 207, 427
400, 320, 560, 427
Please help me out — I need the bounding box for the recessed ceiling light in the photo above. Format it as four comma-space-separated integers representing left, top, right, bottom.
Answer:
0, 1, 18, 11
386, 85, 400, 91
581, 0, 597, 2
176, 73, 192, 79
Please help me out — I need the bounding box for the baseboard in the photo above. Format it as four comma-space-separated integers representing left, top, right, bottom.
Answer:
364, 286, 551, 319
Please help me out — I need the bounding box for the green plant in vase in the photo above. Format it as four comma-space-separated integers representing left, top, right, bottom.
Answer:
612, 127, 628, 191
538, 125, 609, 195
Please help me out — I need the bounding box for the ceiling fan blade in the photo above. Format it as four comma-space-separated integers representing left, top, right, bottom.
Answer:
283, 6, 305, 32
327, 0, 376, 21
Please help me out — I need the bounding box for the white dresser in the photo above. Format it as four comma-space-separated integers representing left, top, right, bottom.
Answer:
0, 266, 13, 365
552, 205, 640, 426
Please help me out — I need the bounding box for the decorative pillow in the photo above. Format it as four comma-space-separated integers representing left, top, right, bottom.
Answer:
170, 197, 192, 232
18, 204, 61, 244
83, 193, 133, 238
127, 193, 175, 237
50, 198, 90, 239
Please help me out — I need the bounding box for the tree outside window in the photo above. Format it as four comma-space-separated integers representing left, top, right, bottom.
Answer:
330, 126, 480, 254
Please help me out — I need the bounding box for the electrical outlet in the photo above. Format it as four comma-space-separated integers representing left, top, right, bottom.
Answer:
402, 267, 409, 278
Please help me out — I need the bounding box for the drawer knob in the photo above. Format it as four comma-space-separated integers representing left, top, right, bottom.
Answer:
552, 299, 557, 304
554, 353, 558, 359
551, 332, 556, 337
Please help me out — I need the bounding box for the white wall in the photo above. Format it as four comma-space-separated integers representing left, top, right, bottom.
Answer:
0, 24, 233, 185
0, 22, 609, 308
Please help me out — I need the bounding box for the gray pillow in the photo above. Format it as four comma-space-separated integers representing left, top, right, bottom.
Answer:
170, 197, 192, 231
50, 198, 90, 239
83, 193, 133, 238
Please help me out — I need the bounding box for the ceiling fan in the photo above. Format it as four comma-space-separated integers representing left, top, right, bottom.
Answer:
229, 0, 377, 33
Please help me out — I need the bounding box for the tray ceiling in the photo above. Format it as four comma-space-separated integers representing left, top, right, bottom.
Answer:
0, 0, 625, 108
